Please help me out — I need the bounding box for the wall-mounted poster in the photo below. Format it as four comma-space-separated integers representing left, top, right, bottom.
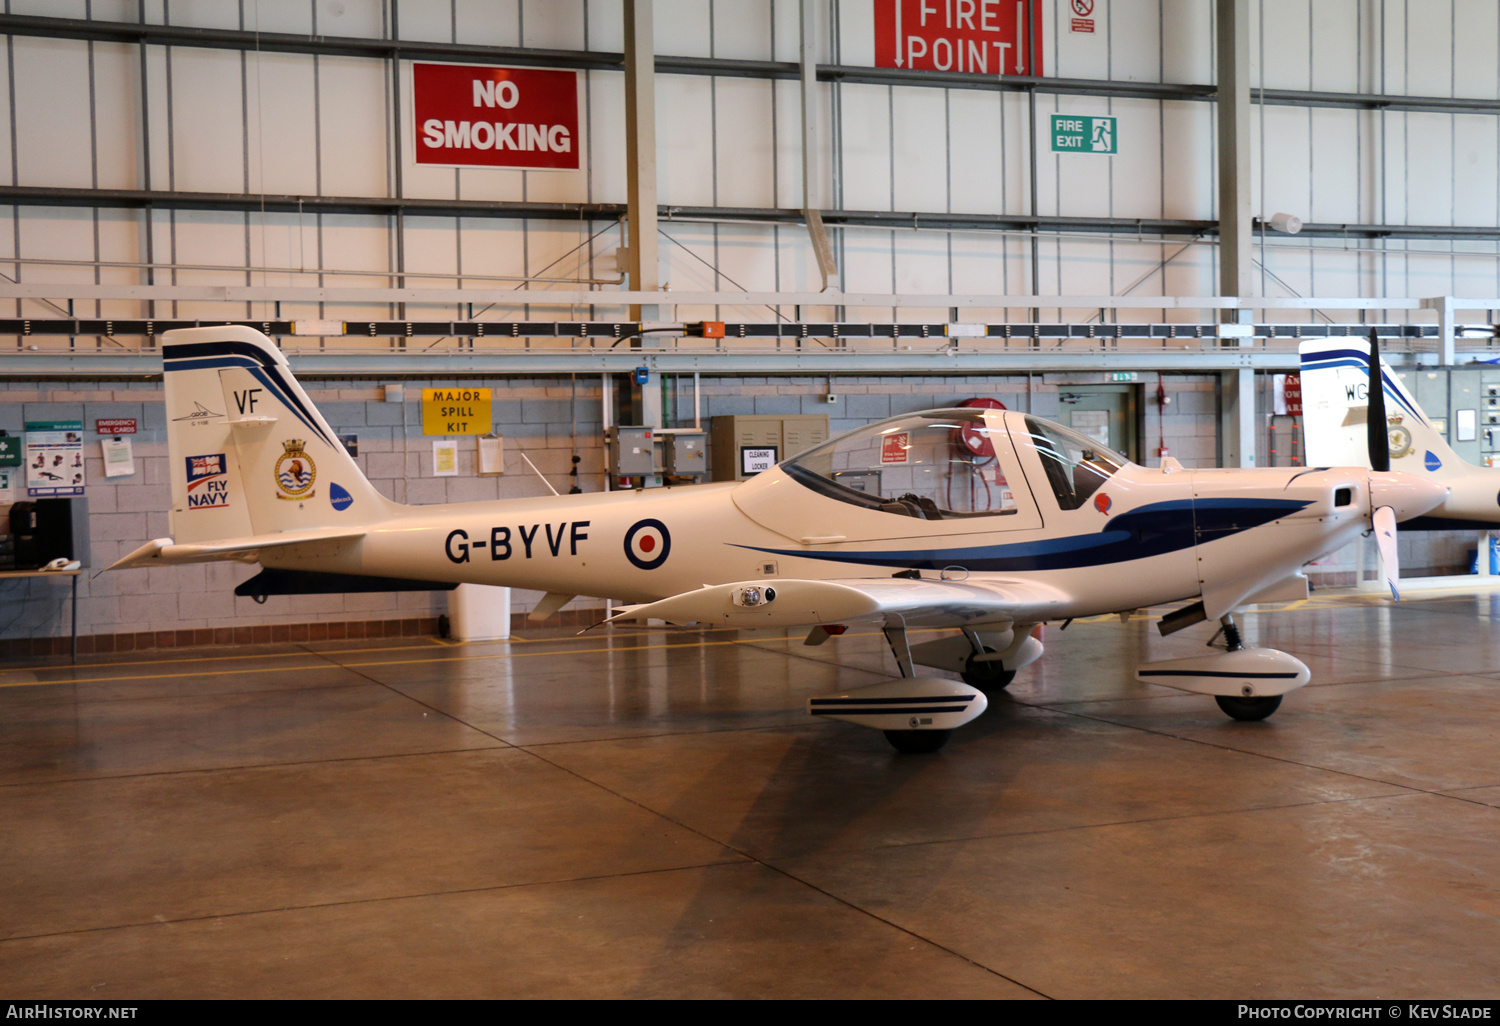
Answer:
25, 421, 85, 497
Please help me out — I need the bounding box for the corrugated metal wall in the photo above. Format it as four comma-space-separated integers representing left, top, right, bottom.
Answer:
0, 0, 1496, 344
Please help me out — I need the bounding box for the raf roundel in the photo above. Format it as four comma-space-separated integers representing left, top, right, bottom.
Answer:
624, 518, 671, 570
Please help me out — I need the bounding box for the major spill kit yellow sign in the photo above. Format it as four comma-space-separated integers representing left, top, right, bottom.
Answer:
422, 388, 493, 435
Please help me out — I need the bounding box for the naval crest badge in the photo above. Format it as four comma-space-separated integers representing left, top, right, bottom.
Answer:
1387, 416, 1413, 459
275, 439, 317, 500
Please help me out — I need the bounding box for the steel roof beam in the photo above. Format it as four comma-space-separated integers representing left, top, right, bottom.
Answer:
3, 14, 1499, 116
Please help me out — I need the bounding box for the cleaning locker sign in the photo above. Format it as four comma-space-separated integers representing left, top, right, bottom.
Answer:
414, 63, 580, 170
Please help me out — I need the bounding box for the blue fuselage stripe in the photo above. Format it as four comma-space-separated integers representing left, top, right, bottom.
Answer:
1299, 350, 1427, 425
165, 350, 333, 446
734, 498, 1310, 572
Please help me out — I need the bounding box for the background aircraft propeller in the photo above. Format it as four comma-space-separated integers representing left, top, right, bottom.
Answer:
1366, 327, 1399, 598
1367, 327, 1390, 473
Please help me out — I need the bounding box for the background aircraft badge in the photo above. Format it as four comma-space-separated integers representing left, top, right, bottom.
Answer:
108, 326, 1446, 752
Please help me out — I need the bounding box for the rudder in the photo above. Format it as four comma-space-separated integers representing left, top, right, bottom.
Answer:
163, 325, 396, 542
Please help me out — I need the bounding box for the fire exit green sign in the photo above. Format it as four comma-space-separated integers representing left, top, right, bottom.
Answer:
1051, 114, 1117, 153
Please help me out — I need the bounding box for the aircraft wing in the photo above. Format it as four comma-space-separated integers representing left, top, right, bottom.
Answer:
601, 576, 1071, 630
106, 527, 368, 570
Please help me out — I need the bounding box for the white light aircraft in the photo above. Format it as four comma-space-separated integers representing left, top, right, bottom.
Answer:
1301, 334, 1500, 530
109, 326, 1447, 752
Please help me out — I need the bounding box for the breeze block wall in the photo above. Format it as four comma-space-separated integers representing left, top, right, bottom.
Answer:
2, 370, 1234, 655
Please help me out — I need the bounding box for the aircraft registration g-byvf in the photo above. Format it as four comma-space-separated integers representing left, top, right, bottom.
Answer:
110, 326, 1447, 752
1300, 335, 1500, 530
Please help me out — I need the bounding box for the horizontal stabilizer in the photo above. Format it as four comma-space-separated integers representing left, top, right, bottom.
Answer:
106, 526, 367, 570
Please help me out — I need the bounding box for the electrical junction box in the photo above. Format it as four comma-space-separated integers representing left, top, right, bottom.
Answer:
607, 427, 656, 476
662, 431, 707, 477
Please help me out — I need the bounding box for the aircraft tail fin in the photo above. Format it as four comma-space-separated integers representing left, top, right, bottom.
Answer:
162, 325, 398, 544
1298, 338, 1471, 480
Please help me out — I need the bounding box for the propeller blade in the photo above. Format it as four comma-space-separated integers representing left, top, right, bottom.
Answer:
1367, 328, 1391, 472
1372, 503, 1400, 601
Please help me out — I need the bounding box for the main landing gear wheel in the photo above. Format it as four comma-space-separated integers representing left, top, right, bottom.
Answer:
883, 729, 953, 754
1215, 694, 1283, 721
960, 649, 1016, 691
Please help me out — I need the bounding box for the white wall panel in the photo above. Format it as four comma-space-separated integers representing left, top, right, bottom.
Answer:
833, 0, 875, 67
946, 90, 1005, 216
1404, 114, 1453, 225
12, 38, 94, 190
1405, 0, 1453, 98
711, 0, 774, 61
1260, 106, 1310, 226
771, 0, 803, 63
656, 75, 716, 206
86, 1, 139, 22
168, 48, 249, 194
9, 0, 88, 17
1454, 247, 1500, 299
317, 56, 389, 197
1255, 0, 1311, 91
454, 1, 521, 47
1310, 0, 1360, 93
947, 233, 1010, 297
160, 2, 243, 31
1308, 108, 1359, 224
1031, 92, 1060, 215
586, 70, 626, 203
839, 226, 896, 297
246, 0, 316, 35
397, 1, 457, 43
458, 215, 547, 284
585, 0, 626, 52
1375, 0, 1407, 96
245, 52, 319, 196
1453, 0, 1500, 99
836, 84, 892, 211
890, 87, 948, 212
1160, 0, 1212, 84
526, 0, 588, 50
316, 0, 389, 40
402, 215, 462, 279
524, 164, 592, 205
713, 77, 776, 209
1452, 114, 1498, 227
711, 224, 783, 293
1052, 95, 1116, 218
654, 0, 713, 58
1052, 0, 1112, 81
1108, 97, 1163, 218
92, 44, 142, 191
1107, 0, 1162, 84
771, 79, 801, 208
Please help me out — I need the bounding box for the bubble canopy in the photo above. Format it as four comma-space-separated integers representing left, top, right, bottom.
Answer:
780, 409, 1129, 520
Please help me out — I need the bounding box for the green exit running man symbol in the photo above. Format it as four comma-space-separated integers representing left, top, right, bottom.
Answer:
1091, 120, 1112, 152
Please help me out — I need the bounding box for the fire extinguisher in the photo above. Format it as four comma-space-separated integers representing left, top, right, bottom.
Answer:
948, 397, 1008, 512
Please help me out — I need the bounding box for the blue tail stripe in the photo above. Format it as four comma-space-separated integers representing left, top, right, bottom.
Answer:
165, 350, 333, 446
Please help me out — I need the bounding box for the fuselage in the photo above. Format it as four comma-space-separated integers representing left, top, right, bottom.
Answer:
261, 409, 1397, 624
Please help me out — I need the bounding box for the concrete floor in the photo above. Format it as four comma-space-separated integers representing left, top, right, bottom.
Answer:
4, 588, 1500, 999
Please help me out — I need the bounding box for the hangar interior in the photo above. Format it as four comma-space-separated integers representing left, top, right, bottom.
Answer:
5, 0, 1500, 1000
